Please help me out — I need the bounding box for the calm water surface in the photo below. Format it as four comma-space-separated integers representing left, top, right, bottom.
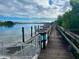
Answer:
0, 24, 43, 47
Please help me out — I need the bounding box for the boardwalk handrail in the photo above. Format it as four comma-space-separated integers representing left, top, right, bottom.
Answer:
25, 34, 39, 44
64, 31, 79, 48
57, 26, 79, 54
69, 32, 79, 43
9, 34, 40, 48
11, 33, 41, 56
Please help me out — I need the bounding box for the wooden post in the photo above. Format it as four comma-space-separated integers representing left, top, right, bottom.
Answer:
38, 25, 39, 32
34, 26, 36, 35
31, 26, 33, 37
22, 27, 25, 42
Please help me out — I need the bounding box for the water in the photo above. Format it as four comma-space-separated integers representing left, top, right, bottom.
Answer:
0, 24, 43, 47
0, 24, 42, 59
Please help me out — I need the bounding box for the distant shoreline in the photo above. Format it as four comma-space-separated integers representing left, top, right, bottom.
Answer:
0, 21, 15, 27
0, 21, 50, 27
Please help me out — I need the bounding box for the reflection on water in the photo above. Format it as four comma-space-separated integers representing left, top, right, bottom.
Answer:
0, 24, 43, 43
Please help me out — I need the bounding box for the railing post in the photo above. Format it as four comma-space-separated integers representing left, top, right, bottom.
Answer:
22, 27, 25, 42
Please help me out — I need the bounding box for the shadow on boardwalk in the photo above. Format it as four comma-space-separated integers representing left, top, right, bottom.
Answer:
38, 26, 75, 59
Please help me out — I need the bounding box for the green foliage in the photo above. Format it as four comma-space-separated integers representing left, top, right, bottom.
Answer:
71, 0, 79, 3
57, 0, 79, 32
57, 12, 71, 29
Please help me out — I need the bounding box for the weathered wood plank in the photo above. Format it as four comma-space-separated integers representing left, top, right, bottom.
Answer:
38, 26, 75, 59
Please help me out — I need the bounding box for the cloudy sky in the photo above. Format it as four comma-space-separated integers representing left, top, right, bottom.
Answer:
0, 0, 72, 21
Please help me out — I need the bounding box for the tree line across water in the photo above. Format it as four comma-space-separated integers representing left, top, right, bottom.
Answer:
0, 21, 15, 27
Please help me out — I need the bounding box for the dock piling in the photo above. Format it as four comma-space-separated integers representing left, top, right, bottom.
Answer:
38, 25, 39, 32
34, 26, 36, 35
22, 27, 25, 42
31, 26, 33, 37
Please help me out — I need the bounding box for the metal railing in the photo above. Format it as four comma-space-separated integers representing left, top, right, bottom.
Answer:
57, 26, 79, 59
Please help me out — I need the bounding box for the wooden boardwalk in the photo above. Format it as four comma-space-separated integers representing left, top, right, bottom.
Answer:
38, 26, 75, 59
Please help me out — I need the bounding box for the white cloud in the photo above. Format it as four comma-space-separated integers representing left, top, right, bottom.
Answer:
0, 0, 72, 19
34, 0, 49, 8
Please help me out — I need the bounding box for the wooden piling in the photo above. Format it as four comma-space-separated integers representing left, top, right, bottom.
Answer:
22, 27, 25, 42
38, 25, 39, 32
34, 26, 36, 35
31, 26, 33, 37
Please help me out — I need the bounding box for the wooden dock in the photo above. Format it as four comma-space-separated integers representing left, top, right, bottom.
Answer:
0, 24, 77, 59
38, 26, 75, 59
